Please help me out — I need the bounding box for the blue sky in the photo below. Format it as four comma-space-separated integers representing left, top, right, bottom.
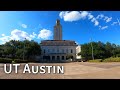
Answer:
0, 11, 120, 45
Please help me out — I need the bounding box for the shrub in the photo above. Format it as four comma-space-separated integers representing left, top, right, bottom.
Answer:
0, 58, 12, 63
116, 54, 120, 57
12, 60, 16, 63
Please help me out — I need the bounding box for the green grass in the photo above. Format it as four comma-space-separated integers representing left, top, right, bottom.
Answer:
88, 59, 102, 62
88, 57, 120, 62
103, 57, 120, 62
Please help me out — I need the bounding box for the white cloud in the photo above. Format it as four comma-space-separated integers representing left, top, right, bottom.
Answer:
10, 29, 31, 40
59, 11, 101, 27
0, 29, 37, 44
30, 32, 37, 38
95, 20, 99, 26
106, 17, 112, 23
91, 18, 96, 22
91, 18, 99, 26
96, 14, 104, 19
59, 11, 89, 22
59, 11, 114, 30
0, 28, 53, 44
21, 24, 27, 28
111, 22, 118, 25
111, 19, 120, 26
117, 18, 120, 25
80, 11, 89, 18
96, 14, 112, 23
88, 13, 112, 26
0, 35, 10, 44
38, 29, 52, 39
1, 34, 5, 37
100, 26, 108, 30
88, 14, 94, 19
104, 17, 112, 23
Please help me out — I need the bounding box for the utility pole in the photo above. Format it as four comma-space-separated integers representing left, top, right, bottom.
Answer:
90, 38, 94, 60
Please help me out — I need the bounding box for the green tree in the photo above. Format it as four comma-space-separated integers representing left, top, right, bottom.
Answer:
1, 39, 41, 61
23, 40, 41, 60
79, 41, 120, 60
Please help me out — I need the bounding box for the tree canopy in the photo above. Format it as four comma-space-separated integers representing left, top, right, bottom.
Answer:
78, 41, 120, 60
0, 40, 41, 61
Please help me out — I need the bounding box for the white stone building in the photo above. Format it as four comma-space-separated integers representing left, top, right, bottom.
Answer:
40, 19, 81, 62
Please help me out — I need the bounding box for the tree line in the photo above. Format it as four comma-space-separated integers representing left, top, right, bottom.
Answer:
1, 40, 120, 61
78, 41, 120, 60
0, 40, 41, 61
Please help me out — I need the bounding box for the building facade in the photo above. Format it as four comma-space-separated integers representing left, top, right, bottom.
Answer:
40, 19, 81, 62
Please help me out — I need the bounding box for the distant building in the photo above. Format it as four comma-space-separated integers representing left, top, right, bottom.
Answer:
40, 19, 81, 62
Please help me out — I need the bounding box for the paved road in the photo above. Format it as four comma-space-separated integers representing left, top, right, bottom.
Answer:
0, 62, 120, 79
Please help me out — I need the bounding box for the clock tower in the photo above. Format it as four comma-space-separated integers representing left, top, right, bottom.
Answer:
54, 19, 62, 40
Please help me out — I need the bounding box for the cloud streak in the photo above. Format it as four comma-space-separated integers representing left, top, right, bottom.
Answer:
99, 26, 108, 30
59, 11, 100, 26
96, 14, 112, 23
59, 11, 113, 30
111, 18, 120, 26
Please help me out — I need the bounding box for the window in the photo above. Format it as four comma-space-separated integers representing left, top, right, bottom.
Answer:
66, 49, 68, 53
48, 49, 50, 52
62, 49, 64, 53
62, 56, 64, 60
57, 56, 60, 60
57, 49, 59, 53
71, 49, 73, 53
52, 49, 54, 52
44, 49, 45, 53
